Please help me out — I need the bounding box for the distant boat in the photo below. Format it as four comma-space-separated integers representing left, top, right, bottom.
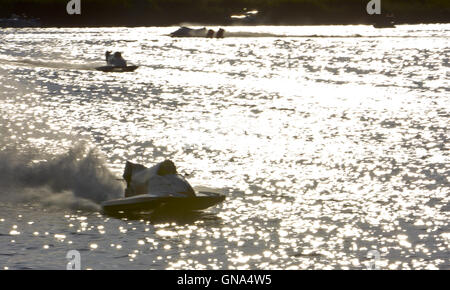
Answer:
170, 26, 225, 38
230, 9, 259, 25
170, 27, 208, 37
0, 14, 41, 28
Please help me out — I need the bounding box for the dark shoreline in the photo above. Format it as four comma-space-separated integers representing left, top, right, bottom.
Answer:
1, 0, 449, 28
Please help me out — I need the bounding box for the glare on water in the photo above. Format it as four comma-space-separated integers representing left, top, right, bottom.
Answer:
0, 25, 449, 269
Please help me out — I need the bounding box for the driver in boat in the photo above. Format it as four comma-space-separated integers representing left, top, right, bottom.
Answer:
122, 160, 196, 198
105, 51, 127, 67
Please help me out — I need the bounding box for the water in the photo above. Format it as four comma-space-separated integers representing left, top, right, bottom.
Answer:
0, 25, 449, 270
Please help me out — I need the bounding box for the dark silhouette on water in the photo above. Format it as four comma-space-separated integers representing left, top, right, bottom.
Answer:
216, 28, 225, 38
206, 29, 214, 38
372, 14, 396, 29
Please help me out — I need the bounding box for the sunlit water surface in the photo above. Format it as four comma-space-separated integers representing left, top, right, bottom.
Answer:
0, 25, 449, 269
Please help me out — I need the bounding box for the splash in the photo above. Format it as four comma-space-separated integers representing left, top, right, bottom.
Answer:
0, 143, 123, 211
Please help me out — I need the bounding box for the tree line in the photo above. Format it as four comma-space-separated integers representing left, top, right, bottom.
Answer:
1, 0, 449, 26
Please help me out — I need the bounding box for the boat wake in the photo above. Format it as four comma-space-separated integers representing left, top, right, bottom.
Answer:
0, 57, 99, 71
224, 32, 427, 38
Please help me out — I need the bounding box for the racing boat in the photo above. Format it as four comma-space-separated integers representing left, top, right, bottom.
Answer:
95, 65, 139, 72
101, 191, 225, 214
170, 27, 208, 37
169, 27, 225, 38
103, 159, 225, 215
